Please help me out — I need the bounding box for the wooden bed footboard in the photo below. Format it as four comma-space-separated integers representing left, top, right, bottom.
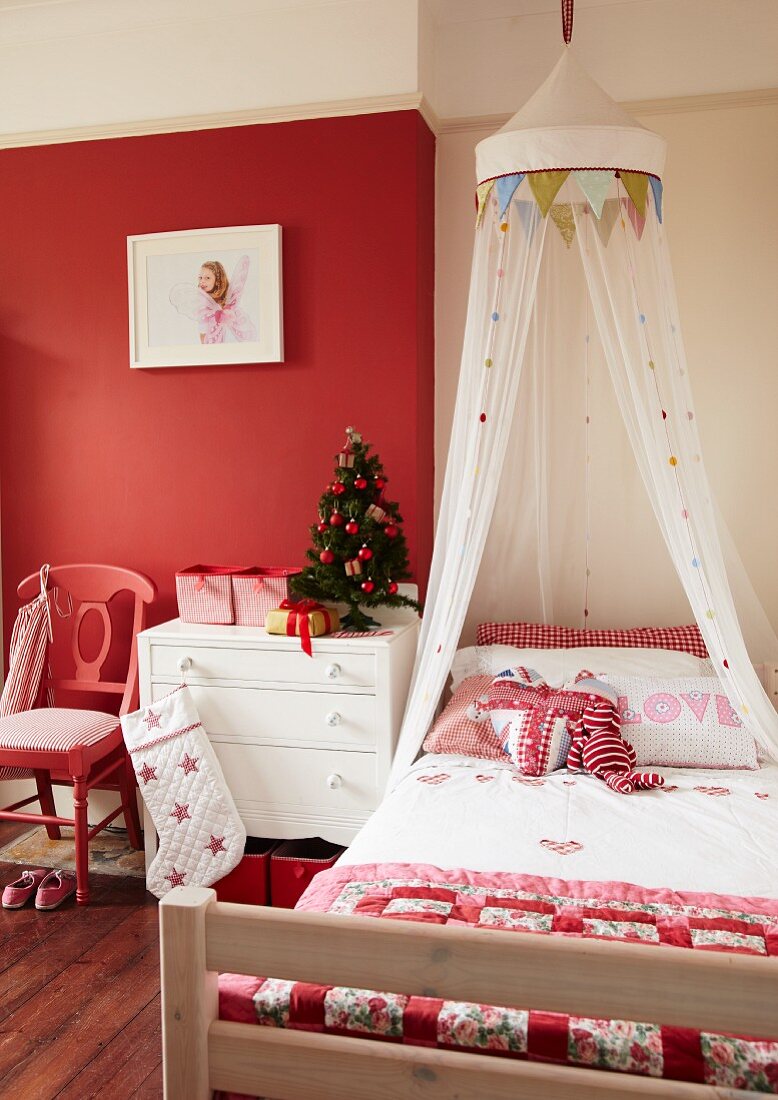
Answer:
160, 887, 778, 1100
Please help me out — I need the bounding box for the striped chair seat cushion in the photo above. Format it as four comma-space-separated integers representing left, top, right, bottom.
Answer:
0, 709, 120, 754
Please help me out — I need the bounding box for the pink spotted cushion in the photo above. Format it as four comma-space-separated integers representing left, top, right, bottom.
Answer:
476, 621, 708, 660
607, 675, 758, 770
423, 675, 505, 761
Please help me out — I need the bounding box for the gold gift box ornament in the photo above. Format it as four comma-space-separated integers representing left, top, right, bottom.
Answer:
266, 598, 340, 656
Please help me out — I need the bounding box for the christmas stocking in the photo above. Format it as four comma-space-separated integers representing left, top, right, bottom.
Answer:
121, 684, 247, 898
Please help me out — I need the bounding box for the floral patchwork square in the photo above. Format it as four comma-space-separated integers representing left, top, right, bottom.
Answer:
583, 919, 660, 944
383, 897, 454, 917
324, 988, 407, 1037
438, 1001, 528, 1053
478, 907, 553, 932
254, 978, 294, 1027
690, 928, 767, 954
568, 1017, 664, 1077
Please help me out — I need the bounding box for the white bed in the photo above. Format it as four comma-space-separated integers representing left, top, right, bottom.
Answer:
342, 753, 778, 898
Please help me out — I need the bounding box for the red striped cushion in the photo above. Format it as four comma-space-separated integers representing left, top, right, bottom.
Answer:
476, 622, 708, 659
0, 708, 120, 753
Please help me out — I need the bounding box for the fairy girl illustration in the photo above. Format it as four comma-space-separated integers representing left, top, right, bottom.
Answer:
170, 255, 257, 344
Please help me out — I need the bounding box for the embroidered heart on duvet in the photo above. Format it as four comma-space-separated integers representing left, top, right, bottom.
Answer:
417, 773, 450, 785
540, 839, 583, 855
694, 786, 731, 797
755, 792, 770, 800
475, 774, 495, 783
513, 776, 545, 787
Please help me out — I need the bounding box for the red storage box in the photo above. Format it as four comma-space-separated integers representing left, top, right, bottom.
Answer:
232, 567, 302, 627
270, 838, 345, 909
176, 564, 249, 625
214, 837, 278, 905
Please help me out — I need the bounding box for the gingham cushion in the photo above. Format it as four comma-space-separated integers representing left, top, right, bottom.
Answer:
476, 622, 708, 659
0, 708, 120, 753
422, 675, 505, 761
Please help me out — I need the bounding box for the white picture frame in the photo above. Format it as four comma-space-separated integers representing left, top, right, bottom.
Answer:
127, 224, 283, 368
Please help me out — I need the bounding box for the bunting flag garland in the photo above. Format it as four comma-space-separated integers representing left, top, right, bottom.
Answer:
649, 176, 664, 223
594, 199, 620, 248
475, 179, 495, 226
573, 170, 614, 219
622, 197, 646, 241
549, 203, 575, 248
619, 171, 649, 218
477, 168, 663, 245
496, 173, 525, 218
528, 171, 570, 217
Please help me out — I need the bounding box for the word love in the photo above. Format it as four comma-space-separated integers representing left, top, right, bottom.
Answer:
618, 691, 741, 728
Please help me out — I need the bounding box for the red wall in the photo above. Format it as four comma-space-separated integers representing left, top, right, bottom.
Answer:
0, 111, 435, 641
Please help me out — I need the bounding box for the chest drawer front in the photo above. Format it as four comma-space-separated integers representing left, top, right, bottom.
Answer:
213, 743, 378, 813
149, 644, 375, 689
150, 682, 376, 748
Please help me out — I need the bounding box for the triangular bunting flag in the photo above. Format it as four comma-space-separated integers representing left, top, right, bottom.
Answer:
549, 203, 575, 249
594, 199, 620, 247
527, 171, 570, 218
619, 171, 649, 218
475, 180, 495, 226
622, 197, 646, 241
495, 173, 525, 219
573, 170, 614, 219
649, 176, 664, 223
515, 200, 541, 242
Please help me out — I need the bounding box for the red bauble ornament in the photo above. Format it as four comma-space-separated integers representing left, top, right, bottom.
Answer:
374, 477, 386, 490
384, 523, 399, 539
332, 481, 346, 496
345, 520, 359, 535
354, 477, 367, 490
319, 549, 335, 564
317, 521, 328, 533
357, 545, 373, 562
361, 580, 375, 594
387, 581, 398, 595
329, 511, 344, 527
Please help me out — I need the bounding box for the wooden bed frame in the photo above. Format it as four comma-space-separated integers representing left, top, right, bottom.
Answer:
160, 886, 778, 1099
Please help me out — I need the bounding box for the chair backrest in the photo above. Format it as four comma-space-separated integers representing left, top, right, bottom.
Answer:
17, 564, 157, 716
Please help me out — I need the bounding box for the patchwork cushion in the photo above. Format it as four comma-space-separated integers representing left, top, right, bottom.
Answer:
476, 622, 708, 659
0, 708, 120, 753
485, 668, 606, 776
422, 675, 505, 761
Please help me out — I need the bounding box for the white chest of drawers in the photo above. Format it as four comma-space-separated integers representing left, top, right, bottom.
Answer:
137, 610, 418, 869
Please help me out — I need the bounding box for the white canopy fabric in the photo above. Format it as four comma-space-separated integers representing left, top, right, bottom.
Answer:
390, 48, 778, 787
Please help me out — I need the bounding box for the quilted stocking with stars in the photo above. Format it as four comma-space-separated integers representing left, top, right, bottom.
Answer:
120, 684, 246, 898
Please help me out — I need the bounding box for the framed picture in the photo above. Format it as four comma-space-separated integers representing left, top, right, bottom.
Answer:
127, 224, 283, 368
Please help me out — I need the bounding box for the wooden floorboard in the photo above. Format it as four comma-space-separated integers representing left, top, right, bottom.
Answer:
0, 824, 162, 1100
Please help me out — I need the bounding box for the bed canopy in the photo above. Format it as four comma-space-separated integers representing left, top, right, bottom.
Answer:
390, 40, 778, 786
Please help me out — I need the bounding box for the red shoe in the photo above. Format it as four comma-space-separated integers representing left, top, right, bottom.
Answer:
35, 869, 77, 911
2, 868, 49, 909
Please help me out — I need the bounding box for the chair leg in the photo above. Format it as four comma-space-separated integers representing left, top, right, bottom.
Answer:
72, 776, 89, 906
119, 757, 143, 851
34, 771, 61, 840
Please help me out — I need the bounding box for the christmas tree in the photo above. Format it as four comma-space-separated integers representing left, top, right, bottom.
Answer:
292, 427, 421, 630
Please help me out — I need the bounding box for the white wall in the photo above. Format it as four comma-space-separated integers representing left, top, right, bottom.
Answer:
435, 99, 778, 642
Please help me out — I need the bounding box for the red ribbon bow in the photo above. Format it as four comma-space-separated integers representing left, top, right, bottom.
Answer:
279, 598, 331, 657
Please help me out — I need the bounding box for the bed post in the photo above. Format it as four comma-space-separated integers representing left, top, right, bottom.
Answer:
159, 886, 218, 1100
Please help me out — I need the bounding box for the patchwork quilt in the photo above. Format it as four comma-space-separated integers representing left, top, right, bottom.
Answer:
219, 863, 778, 1094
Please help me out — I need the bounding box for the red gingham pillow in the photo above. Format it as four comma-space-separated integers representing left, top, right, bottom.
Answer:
476, 622, 708, 660
423, 674, 505, 761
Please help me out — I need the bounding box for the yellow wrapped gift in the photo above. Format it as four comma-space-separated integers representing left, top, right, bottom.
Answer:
265, 599, 339, 655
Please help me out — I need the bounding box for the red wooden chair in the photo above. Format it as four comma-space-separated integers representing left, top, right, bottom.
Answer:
0, 564, 157, 905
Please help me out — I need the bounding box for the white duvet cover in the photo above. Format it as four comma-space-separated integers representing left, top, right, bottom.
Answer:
343, 754, 778, 898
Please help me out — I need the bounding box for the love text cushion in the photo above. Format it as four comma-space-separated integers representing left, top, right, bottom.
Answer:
607, 675, 758, 770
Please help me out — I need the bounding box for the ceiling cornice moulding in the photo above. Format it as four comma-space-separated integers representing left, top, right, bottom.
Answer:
0, 87, 775, 151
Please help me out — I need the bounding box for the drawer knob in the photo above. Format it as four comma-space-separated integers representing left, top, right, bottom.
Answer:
177, 656, 192, 674
326, 773, 342, 790
325, 711, 341, 727
324, 663, 341, 681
